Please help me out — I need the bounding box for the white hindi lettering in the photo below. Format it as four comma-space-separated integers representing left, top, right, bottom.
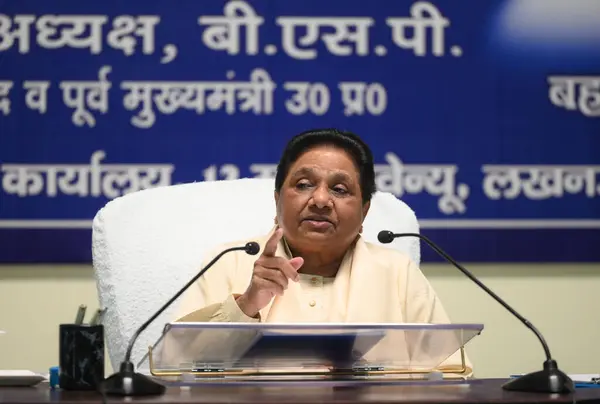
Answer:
338, 82, 387, 116
0, 14, 35, 54
205, 82, 238, 114
579, 78, 600, 117
198, 1, 263, 56
36, 15, 106, 54
284, 82, 330, 115
203, 164, 241, 182
106, 15, 159, 56
386, 1, 449, 57
237, 69, 276, 114
375, 153, 469, 214
277, 18, 319, 60
481, 166, 522, 200
0, 81, 13, 115
0, 14, 161, 55
548, 76, 576, 111
276, 17, 373, 60
321, 19, 373, 57
548, 76, 600, 118
59, 65, 112, 127
202, 154, 470, 215
482, 165, 600, 200
23, 81, 50, 114
0, 150, 174, 199
250, 164, 277, 179
201, 163, 285, 182
1, 166, 45, 197
121, 82, 155, 128
121, 68, 276, 128
203, 163, 277, 182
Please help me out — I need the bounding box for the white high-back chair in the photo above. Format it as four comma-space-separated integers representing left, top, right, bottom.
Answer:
92, 178, 421, 371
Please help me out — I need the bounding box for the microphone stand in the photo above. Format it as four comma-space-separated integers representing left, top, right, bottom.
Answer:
378, 231, 574, 395
100, 242, 260, 396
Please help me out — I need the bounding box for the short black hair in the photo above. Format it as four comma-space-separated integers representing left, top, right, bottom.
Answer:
274, 128, 376, 204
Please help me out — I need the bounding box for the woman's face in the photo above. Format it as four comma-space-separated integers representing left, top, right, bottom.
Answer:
275, 145, 370, 254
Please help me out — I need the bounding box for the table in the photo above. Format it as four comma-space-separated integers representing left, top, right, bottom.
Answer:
1, 379, 599, 404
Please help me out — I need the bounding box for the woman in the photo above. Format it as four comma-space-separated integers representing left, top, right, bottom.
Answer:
172, 128, 472, 376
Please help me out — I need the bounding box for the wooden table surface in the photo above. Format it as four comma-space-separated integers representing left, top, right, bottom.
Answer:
1, 378, 599, 404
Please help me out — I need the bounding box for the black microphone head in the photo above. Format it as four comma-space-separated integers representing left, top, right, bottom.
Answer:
245, 242, 260, 255
377, 230, 395, 244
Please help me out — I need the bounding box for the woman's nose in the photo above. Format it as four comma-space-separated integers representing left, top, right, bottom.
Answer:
311, 185, 331, 208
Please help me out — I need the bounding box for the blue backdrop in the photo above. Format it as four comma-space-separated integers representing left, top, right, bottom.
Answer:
0, 0, 599, 263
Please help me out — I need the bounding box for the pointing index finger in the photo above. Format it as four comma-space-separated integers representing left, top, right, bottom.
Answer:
263, 228, 283, 257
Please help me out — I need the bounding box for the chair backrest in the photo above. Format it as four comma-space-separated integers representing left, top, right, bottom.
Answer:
91, 178, 421, 370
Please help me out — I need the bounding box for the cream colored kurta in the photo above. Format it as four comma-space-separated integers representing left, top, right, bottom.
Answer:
171, 227, 473, 377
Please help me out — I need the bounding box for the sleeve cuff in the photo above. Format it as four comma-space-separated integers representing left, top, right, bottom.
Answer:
215, 294, 260, 323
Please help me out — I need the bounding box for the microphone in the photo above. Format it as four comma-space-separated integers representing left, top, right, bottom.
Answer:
377, 230, 574, 395
100, 241, 261, 396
